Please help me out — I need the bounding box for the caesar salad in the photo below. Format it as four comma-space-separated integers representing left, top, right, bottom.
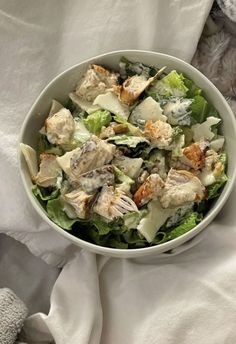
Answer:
21, 57, 228, 249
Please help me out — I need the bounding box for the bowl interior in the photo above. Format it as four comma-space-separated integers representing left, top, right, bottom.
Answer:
19, 50, 236, 258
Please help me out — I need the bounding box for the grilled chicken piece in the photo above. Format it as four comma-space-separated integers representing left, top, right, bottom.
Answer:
180, 143, 205, 170
133, 174, 165, 208
160, 169, 205, 208
63, 189, 94, 219
70, 136, 116, 179
32, 153, 61, 188
45, 108, 75, 145
78, 165, 115, 193
76, 64, 118, 102
199, 149, 224, 186
117, 67, 166, 106
118, 75, 154, 106
144, 120, 173, 148
93, 185, 138, 221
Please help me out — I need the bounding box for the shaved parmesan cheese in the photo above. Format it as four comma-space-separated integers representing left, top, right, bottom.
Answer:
20, 143, 38, 177
93, 92, 130, 119
192, 117, 221, 142
137, 200, 176, 242
56, 148, 80, 176
210, 136, 225, 151
130, 97, 167, 123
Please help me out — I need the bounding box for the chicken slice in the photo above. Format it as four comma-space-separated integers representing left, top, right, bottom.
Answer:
93, 185, 138, 221
133, 174, 165, 208
118, 75, 154, 106
180, 143, 205, 170
78, 165, 115, 193
32, 154, 61, 188
117, 67, 166, 106
76, 64, 118, 102
144, 120, 173, 148
160, 169, 205, 208
70, 136, 116, 179
45, 108, 75, 145
63, 189, 94, 219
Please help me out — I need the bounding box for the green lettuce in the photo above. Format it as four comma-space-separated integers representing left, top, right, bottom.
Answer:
83, 110, 112, 134
47, 198, 77, 230
113, 114, 140, 134
123, 209, 148, 230
32, 185, 60, 201
114, 166, 134, 184
150, 70, 188, 97
190, 95, 219, 124
107, 134, 149, 148
119, 56, 158, 79
166, 212, 203, 241
183, 77, 202, 98
207, 173, 228, 199
123, 230, 147, 248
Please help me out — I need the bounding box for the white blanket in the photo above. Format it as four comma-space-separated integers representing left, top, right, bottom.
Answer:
4, 1, 235, 343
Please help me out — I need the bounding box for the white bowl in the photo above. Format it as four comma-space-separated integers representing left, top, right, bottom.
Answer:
18, 50, 236, 258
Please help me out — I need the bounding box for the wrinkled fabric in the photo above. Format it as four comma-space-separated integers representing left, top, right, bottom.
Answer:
4, 1, 235, 343
23, 187, 236, 343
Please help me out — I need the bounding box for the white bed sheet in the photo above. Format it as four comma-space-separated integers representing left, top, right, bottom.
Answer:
4, 1, 236, 343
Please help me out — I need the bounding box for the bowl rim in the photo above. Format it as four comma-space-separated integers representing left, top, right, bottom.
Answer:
18, 49, 236, 257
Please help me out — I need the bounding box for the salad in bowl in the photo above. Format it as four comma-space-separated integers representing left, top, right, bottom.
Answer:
20, 56, 228, 250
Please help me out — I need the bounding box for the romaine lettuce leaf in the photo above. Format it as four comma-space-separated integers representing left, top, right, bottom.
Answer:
150, 70, 188, 97
119, 56, 158, 79
47, 198, 77, 230
123, 209, 148, 230
122, 230, 147, 247
183, 77, 202, 98
114, 166, 134, 194
107, 134, 149, 148
207, 173, 228, 199
165, 212, 203, 241
190, 95, 219, 124
32, 185, 60, 201
113, 114, 141, 134
61, 118, 91, 151
83, 110, 112, 134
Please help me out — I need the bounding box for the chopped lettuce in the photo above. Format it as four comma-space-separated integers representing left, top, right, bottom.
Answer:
183, 77, 202, 98
107, 134, 149, 148
32, 185, 60, 202
113, 114, 141, 135
61, 118, 91, 151
137, 200, 176, 242
163, 97, 192, 126
83, 110, 112, 134
169, 127, 185, 157
38, 134, 51, 155
190, 95, 219, 124
123, 209, 148, 230
119, 56, 158, 79
47, 198, 77, 230
150, 70, 188, 97
114, 166, 134, 193
207, 173, 228, 199
165, 212, 203, 241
